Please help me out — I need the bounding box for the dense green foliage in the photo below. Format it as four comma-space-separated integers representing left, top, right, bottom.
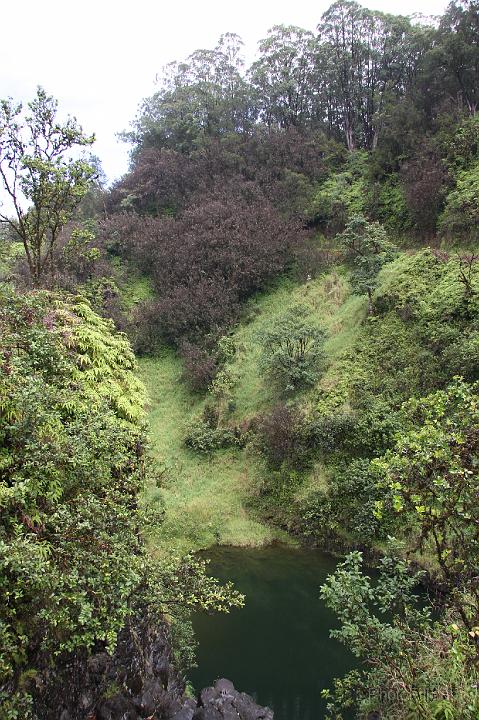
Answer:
440, 161, 479, 238
0, 291, 243, 717
319, 387, 479, 718
321, 551, 479, 719
298, 249, 479, 542
3, 2, 479, 719
374, 379, 479, 636
338, 215, 397, 312
257, 304, 326, 392
306, 152, 368, 231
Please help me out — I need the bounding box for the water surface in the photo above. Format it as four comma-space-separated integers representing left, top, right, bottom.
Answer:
189, 545, 354, 720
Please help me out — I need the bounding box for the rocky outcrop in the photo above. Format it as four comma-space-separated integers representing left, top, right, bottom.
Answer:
29, 617, 273, 720
193, 679, 273, 720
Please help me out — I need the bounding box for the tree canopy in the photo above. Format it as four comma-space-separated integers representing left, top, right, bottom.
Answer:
0, 88, 96, 284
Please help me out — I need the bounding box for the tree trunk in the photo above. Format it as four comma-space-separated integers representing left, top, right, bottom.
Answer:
345, 124, 355, 151
367, 288, 374, 316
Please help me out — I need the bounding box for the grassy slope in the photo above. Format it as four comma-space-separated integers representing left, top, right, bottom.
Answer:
113, 261, 155, 311
141, 351, 277, 555
140, 267, 366, 555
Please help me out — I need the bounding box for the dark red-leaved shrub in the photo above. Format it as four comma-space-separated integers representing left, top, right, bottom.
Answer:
100, 194, 303, 348
180, 342, 218, 393
108, 147, 197, 216
108, 129, 342, 219
401, 148, 450, 235
258, 403, 310, 469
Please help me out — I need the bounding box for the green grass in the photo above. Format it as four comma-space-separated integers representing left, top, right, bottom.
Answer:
119, 273, 154, 310
140, 350, 281, 555
228, 268, 361, 419
109, 256, 155, 311
140, 268, 361, 555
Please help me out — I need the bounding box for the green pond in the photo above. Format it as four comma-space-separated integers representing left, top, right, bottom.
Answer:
189, 545, 354, 720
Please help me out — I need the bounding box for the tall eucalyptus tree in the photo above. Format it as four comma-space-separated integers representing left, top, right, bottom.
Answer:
317, 1, 427, 150
435, 0, 479, 115
131, 33, 252, 154
249, 25, 317, 129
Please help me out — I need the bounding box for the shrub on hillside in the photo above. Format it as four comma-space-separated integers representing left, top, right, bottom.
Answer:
184, 404, 242, 454
156, 279, 238, 345
257, 403, 312, 470
369, 249, 479, 386
306, 152, 368, 233
184, 422, 241, 454
180, 342, 218, 393
441, 113, 479, 175
108, 147, 197, 216
401, 148, 450, 235
338, 215, 397, 313
318, 380, 479, 717
366, 176, 411, 233
257, 305, 326, 392
100, 196, 302, 347
301, 459, 388, 543
308, 412, 356, 455
343, 398, 400, 458
321, 552, 479, 720
0, 293, 148, 708
109, 128, 343, 219
439, 161, 479, 240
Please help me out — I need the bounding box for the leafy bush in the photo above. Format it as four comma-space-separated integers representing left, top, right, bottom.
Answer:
308, 411, 355, 455
367, 175, 411, 232
257, 403, 311, 470
111, 128, 341, 219
315, 379, 479, 717
374, 378, 479, 632
307, 152, 368, 233
184, 422, 240, 454
257, 304, 326, 392
321, 551, 479, 720
180, 342, 218, 392
439, 161, 479, 239
441, 113, 479, 175
338, 215, 397, 312
342, 398, 400, 458
334, 250, 479, 407
0, 291, 146, 705
184, 405, 242, 454
300, 459, 388, 543
401, 147, 449, 234
180, 334, 237, 394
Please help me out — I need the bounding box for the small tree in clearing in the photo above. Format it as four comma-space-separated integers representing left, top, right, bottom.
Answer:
257, 304, 326, 392
338, 214, 397, 314
0, 87, 95, 285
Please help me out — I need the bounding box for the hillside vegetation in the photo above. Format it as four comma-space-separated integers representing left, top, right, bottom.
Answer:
139, 244, 479, 548
140, 267, 363, 554
136, 243, 479, 719
2, 1, 479, 718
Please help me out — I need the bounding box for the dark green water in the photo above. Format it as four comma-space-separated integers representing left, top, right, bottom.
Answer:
189, 545, 354, 720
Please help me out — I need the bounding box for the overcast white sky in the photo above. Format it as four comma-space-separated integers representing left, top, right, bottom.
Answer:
1, 0, 449, 184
